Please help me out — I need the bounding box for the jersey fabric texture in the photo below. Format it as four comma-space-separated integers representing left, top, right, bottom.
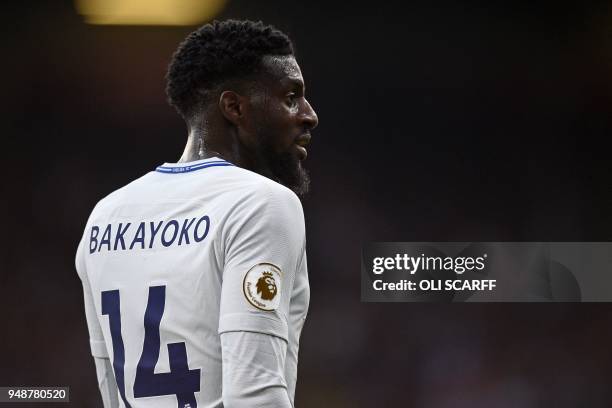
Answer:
76, 157, 310, 408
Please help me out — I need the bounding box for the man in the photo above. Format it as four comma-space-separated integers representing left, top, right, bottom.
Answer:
76, 19, 318, 408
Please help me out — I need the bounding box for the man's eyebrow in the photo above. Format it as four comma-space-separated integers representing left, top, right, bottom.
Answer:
283, 77, 305, 91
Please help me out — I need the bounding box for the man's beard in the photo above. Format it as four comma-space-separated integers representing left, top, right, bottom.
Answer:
258, 139, 310, 197
270, 151, 310, 196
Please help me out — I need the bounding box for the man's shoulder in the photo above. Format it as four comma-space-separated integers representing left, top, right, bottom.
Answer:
223, 170, 305, 250
220, 168, 304, 228
231, 168, 300, 206
89, 171, 154, 216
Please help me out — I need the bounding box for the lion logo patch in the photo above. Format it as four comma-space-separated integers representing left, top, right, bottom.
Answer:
256, 272, 278, 300
243, 263, 282, 311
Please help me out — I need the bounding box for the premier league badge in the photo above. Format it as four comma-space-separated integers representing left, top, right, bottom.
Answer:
243, 263, 282, 311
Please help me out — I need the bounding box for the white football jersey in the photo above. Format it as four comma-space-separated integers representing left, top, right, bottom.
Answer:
76, 157, 310, 408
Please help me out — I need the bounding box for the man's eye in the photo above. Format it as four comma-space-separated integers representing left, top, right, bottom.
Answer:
286, 94, 298, 106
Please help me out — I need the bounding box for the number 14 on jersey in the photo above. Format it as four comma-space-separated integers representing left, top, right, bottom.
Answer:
102, 286, 201, 408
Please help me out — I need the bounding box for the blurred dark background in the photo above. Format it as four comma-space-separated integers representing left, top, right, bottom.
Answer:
2, 0, 612, 406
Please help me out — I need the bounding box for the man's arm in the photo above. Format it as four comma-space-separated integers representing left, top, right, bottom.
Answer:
218, 182, 306, 407
77, 239, 120, 408
221, 332, 292, 407
94, 357, 120, 408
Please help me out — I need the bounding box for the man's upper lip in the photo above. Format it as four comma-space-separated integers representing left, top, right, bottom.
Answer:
295, 133, 311, 146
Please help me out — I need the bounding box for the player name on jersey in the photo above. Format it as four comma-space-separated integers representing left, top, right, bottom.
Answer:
89, 215, 211, 253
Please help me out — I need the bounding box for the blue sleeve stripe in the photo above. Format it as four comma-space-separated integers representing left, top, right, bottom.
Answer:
155, 161, 234, 174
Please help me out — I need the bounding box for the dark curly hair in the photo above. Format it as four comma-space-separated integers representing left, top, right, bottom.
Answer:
166, 20, 294, 119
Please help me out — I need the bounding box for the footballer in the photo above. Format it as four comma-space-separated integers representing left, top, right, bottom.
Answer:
76, 20, 318, 407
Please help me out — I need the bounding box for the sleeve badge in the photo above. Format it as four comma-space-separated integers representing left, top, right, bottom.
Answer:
243, 263, 282, 311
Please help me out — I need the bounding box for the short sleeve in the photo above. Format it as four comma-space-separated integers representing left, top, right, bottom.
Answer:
76, 237, 109, 358
218, 182, 305, 342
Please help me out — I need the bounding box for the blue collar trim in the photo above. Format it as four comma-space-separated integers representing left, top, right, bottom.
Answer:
155, 160, 234, 174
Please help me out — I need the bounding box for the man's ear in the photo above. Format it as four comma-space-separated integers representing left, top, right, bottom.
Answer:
218, 90, 247, 126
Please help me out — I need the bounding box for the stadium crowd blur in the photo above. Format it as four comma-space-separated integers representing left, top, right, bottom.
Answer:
3, 0, 611, 406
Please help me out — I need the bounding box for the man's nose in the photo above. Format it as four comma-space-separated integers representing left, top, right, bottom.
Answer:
301, 99, 319, 130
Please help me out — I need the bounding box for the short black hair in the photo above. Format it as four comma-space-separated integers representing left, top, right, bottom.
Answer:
166, 19, 294, 119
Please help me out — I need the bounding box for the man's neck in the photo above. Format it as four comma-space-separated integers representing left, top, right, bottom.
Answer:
178, 128, 230, 163
177, 124, 261, 176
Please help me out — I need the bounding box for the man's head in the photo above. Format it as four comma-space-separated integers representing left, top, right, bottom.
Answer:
166, 20, 318, 196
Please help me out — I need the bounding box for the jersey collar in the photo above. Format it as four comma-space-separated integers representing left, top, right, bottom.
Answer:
155, 157, 234, 174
